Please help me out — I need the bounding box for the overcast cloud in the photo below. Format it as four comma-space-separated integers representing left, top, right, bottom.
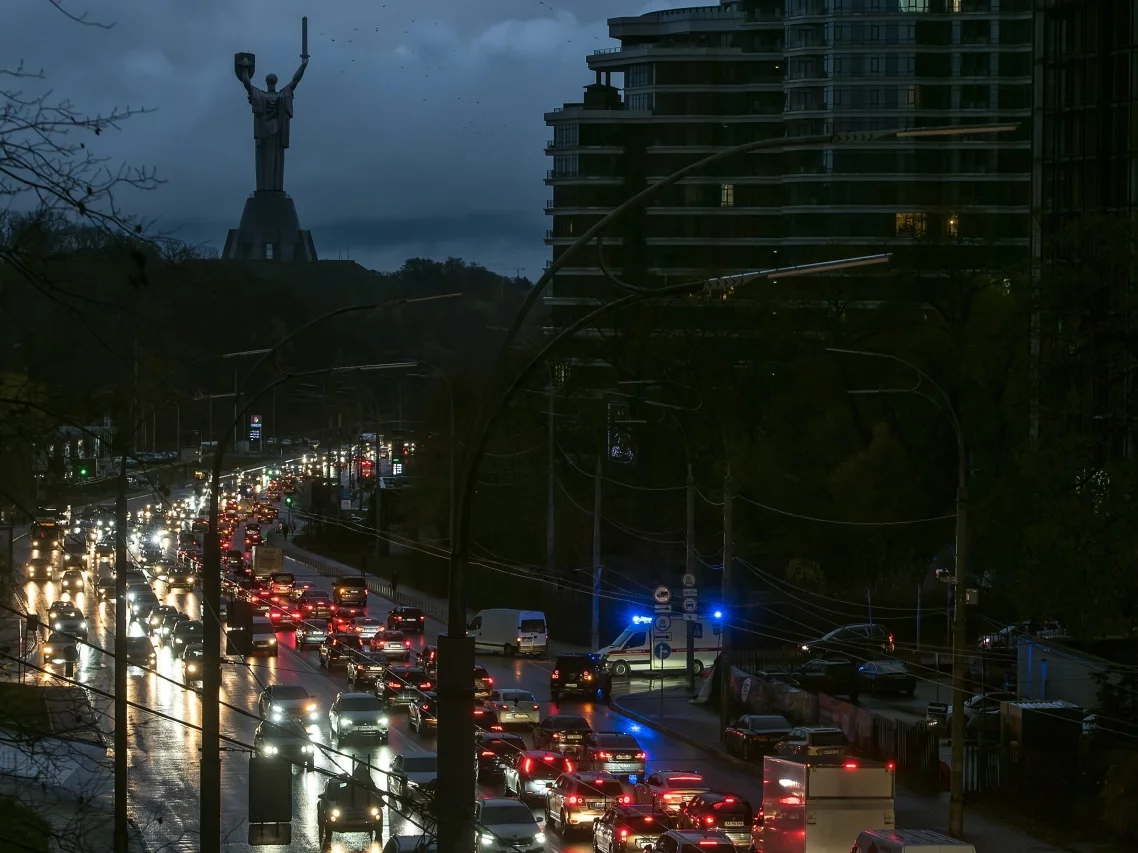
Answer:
2, 0, 693, 276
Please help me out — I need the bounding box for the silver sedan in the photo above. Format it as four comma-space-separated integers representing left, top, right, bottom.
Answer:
486, 689, 541, 727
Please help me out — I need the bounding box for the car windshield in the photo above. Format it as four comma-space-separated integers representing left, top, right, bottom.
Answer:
402, 756, 437, 773
481, 804, 536, 826
273, 686, 308, 700
809, 732, 848, 746
341, 696, 383, 712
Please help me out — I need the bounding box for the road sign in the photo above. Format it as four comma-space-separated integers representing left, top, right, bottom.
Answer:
654, 603, 672, 613
682, 613, 699, 621
654, 614, 671, 633
653, 642, 671, 660
682, 597, 698, 613
682, 572, 696, 588
653, 585, 672, 605
681, 588, 698, 597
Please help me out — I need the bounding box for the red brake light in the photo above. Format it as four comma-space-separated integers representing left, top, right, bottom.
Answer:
419, 615, 425, 620
645, 817, 653, 823
524, 758, 534, 773
699, 842, 720, 847
724, 797, 735, 804
596, 752, 612, 760
886, 762, 896, 771
635, 752, 646, 760
552, 670, 559, 679
843, 762, 859, 769
485, 676, 493, 684
404, 641, 411, 648
567, 796, 583, 806
422, 682, 432, 689
388, 681, 401, 689
533, 704, 540, 710
619, 830, 629, 840
542, 755, 555, 762
481, 751, 495, 757
618, 795, 631, 805
704, 816, 716, 826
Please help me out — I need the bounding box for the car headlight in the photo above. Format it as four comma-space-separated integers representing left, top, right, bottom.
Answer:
54, 623, 62, 630
378, 716, 389, 726
536, 832, 546, 844
265, 745, 278, 755
480, 835, 494, 847
271, 708, 283, 718
79, 621, 87, 630
330, 808, 341, 819
268, 638, 277, 645
370, 807, 380, 817
187, 664, 197, 672
301, 745, 312, 753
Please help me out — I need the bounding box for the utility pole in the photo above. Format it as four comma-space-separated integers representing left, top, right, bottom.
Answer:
546, 381, 555, 578
718, 465, 733, 737
949, 466, 970, 836
685, 462, 696, 692
591, 454, 602, 652
113, 423, 129, 853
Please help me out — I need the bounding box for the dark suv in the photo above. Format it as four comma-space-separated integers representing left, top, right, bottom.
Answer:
593, 804, 662, 853
791, 659, 861, 702
798, 623, 894, 662
550, 653, 604, 702
319, 633, 363, 668
386, 606, 426, 634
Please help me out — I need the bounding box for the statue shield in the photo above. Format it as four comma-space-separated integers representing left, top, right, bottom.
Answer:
234, 52, 256, 81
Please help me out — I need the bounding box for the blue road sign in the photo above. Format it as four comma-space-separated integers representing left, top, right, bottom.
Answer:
654, 642, 672, 660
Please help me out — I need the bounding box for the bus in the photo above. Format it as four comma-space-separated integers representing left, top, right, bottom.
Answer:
31, 519, 63, 550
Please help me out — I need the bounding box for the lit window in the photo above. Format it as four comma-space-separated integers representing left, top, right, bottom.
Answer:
720, 183, 735, 207
945, 213, 959, 237
895, 212, 927, 237
264, 243, 275, 260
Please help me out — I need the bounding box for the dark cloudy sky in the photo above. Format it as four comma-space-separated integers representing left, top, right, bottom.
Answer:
3, 0, 692, 276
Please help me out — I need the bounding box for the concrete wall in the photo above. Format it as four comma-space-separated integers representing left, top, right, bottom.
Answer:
1017, 637, 1107, 709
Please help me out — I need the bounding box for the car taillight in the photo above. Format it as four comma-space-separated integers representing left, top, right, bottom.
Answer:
618, 795, 631, 805
533, 704, 540, 710
567, 796, 583, 806
421, 682, 432, 689
635, 752, 646, 760
404, 640, 411, 648
843, 762, 859, 769
552, 670, 559, 679
619, 829, 629, 839
419, 615, 425, 620
553, 732, 563, 739
596, 752, 612, 760
481, 751, 495, 758
704, 816, 716, 826
664, 793, 682, 801
583, 672, 593, 681
523, 758, 534, 773
388, 681, 401, 689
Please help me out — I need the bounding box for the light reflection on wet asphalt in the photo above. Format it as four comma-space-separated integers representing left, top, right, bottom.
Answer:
17, 496, 772, 853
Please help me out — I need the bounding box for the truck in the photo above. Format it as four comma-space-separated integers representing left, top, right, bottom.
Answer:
597, 616, 722, 677
759, 756, 896, 853
251, 545, 284, 579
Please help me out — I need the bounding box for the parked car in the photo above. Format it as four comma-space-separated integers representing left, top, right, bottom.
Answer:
773, 726, 851, 762
792, 658, 861, 701
857, 660, 917, 697
723, 715, 793, 761
797, 623, 894, 661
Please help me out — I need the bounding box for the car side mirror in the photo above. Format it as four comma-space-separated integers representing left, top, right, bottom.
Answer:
317, 793, 325, 800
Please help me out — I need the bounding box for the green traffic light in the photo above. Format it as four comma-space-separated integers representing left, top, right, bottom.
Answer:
79, 468, 88, 476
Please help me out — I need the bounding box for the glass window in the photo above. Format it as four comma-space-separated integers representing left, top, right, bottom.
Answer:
945, 213, 959, 237
720, 184, 735, 207
624, 631, 647, 648
896, 212, 928, 237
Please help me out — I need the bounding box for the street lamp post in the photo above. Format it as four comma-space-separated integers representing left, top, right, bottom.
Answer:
827, 347, 968, 837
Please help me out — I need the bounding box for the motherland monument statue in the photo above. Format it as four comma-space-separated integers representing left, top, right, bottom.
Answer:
222, 16, 318, 261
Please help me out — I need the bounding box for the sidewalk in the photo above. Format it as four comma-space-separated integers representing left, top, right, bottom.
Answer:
614, 685, 1077, 853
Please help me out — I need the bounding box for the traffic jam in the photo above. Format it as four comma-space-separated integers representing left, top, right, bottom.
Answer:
22, 464, 924, 853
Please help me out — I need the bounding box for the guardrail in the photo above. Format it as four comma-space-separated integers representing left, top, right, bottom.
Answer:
281, 543, 449, 624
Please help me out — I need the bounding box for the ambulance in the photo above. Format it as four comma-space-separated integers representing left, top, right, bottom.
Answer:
596, 615, 722, 676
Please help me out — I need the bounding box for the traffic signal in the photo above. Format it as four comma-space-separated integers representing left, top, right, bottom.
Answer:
285, 496, 292, 505
72, 458, 96, 479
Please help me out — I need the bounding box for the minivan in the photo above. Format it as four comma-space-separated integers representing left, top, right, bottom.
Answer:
598, 617, 721, 677
852, 829, 977, 853
467, 609, 547, 656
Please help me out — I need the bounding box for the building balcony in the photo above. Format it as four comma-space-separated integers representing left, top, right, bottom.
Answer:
587, 44, 781, 71
545, 171, 624, 184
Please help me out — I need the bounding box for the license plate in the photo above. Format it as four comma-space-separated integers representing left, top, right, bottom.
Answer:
723, 821, 744, 827
817, 748, 841, 754
615, 754, 632, 760
589, 801, 606, 809
563, 683, 579, 689
510, 713, 530, 719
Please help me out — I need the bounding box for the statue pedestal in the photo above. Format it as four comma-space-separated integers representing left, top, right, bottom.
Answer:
222, 191, 317, 261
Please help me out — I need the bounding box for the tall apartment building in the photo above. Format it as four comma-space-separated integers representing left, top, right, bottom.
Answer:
544, 0, 1032, 349
1032, 0, 1138, 457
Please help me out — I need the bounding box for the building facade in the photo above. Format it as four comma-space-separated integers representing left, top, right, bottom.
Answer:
1032, 0, 1138, 458
545, 0, 1032, 353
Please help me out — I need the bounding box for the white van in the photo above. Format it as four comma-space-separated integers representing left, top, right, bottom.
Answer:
467, 609, 548, 656
852, 829, 977, 853
597, 617, 721, 676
